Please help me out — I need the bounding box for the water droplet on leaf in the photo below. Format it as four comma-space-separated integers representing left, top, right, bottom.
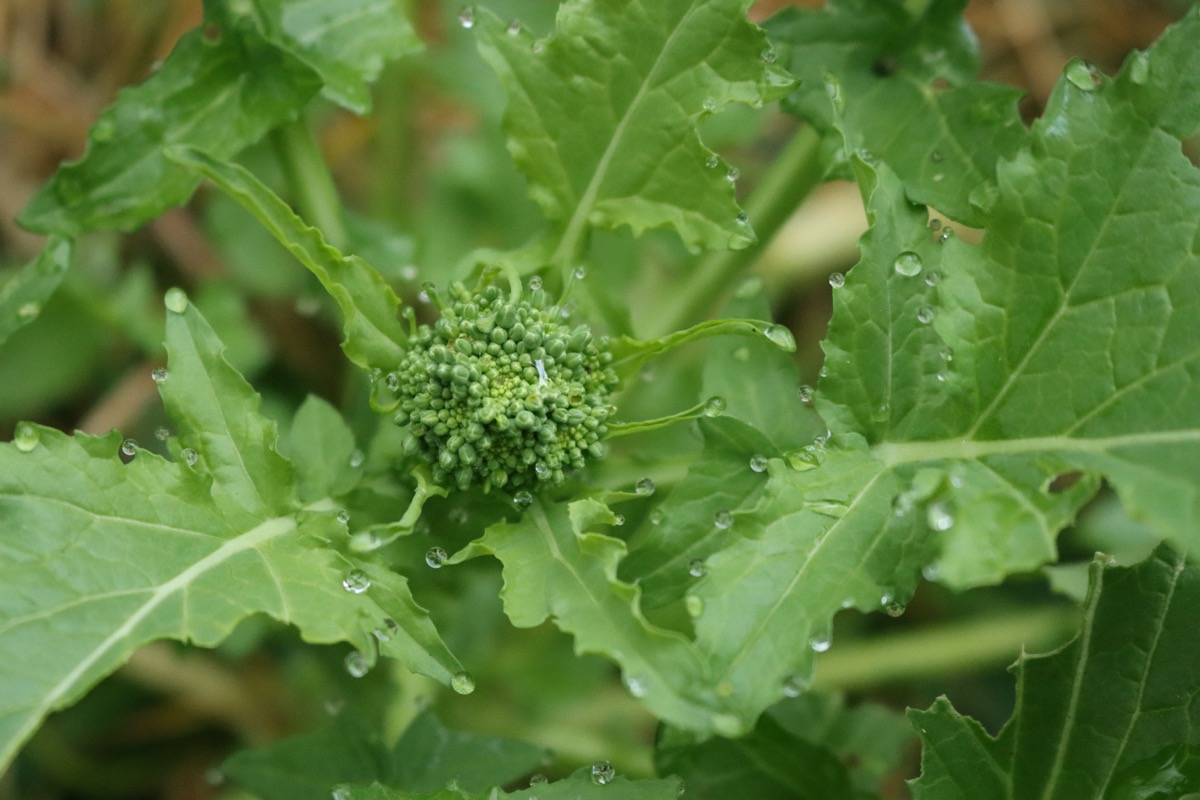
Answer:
506, 19, 521, 34
749, 454, 768, 473
120, 438, 138, 457
451, 671, 475, 694
762, 324, 795, 351
336, 509, 351, 524
182, 448, 198, 466
893, 251, 923, 277
591, 762, 615, 785
924, 270, 941, 287
782, 673, 809, 698
809, 632, 832, 652
425, 547, 448, 568
702, 97, 717, 112
688, 558, 707, 578
342, 569, 370, 593
713, 510, 733, 530
154, 426, 170, 442
14, 422, 39, 453
344, 651, 369, 678
725, 167, 740, 182
649, 509, 664, 526
760, 47, 777, 64
705, 154, 719, 169
514, 490, 534, 508
164, 288, 188, 313
623, 673, 647, 697
926, 502, 954, 531
457, 5, 475, 28
530, 774, 549, 786
798, 385, 814, 404
703, 396, 726, 417
828, 272, 845, 288
916, 307, 935, 325
151, 367, 168, 383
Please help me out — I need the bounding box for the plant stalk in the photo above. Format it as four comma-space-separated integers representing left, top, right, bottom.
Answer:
648, 123, 824, 337
271, 115, 349, 251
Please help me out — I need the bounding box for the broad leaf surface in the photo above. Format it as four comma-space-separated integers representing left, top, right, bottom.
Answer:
18, 0, 415, 236
473, 0, 792, 263
283, 395, 363, 502
169, 146, 407, 370
910, 546, 1200, 799
224, 711, 543, 799
338, 768, 682, 800
253, 0, 421, 114
0, 238, 71, 347
0, 297, 460, 771
18, 5, 320, 236
450, 497, 737, 735
767, 0, 1027, 226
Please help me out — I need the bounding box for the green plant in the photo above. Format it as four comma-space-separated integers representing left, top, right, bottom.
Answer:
2, 0, 1198, 798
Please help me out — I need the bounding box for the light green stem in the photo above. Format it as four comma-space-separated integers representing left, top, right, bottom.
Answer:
271, 116, 349, 250
648, 124, 824, 337
812, 606, 1078, 691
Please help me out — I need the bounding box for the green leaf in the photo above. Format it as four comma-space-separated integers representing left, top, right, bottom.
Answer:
0, 297, 461, 772
168, 146, 407, 370
767, 0, 1027, 226
252, 0, 422, 114
224, 711, 544, 800
620, 418, 776, 610
450, 497, 735, 735
473, 0, 793, 265
0, 238, 71, 348
284, 395, 363, 502
909, 546, 1200, 799
18, 8, 321, 236
337, 767, 682, 799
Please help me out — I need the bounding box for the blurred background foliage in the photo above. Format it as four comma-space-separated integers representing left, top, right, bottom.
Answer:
0, 1, 1190, 798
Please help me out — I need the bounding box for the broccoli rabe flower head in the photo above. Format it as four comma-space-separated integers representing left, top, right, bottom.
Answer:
390, 281, 618, 492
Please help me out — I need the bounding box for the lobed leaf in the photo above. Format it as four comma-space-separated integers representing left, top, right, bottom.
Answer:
767, 0, 1027, 226
169, 146, 407, 370
0, 297, 460, 772
473, 0, 793, 265
337, 767, 682, 800
909, 546, 1200, 799
18, 5, 321, 237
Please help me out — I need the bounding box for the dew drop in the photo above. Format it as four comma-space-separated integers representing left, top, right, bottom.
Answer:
336, 509, 351, 524
809, 632, 832, 653
534, 461, 550, 478
702, 97, 717, 112
457, 5, 475, 28
782, 673, 809, 698
725, 167, 740, 182
885, 600, 907, 617
713, 510, 733, 530
786, 444, 826, 471
506, 18, 521, 35
164, 288, 188, 313
591, 761, 615, 786
344, 651, 369, 678
1065, 59, 1101, 92
182, 448, 198, 466
342, 569, 370, 594
367, 367, 382, 384
384, 372, 401, 392
932, 173, 944, 183
13, 422, 39, 453
916, 307, 935, 325
514, 490, 534, 508
635, 477, 655, 496
937, 226, 955, 244
893, 251, 923, 277
828, 272, 845, 288
924, 270, 941, 287
349, 449, 365, 468
926, 501, 954, 531
703, 396, 726, 417
749, 454, 768, 473
705, 154, 719, 169
922, 562, 941, 582
574, 264, 588, 280
451, 670, 475, 694
798, 385, 814, 404
762, 324, 795, 351
529, 275, 543, 291
154, 426, 171, 442
530, 774, 549, 786
760, 47, 777, 64
120, 438, 138, 457
688, 558, 707, 578
623, 673, 647, 697
613, 514, 625, 526
150, 366, 169, 384
425, 547, 448, 569
649, 509, 665, 526
531, 40, 544, 54
929, 218, 942, 232
735, 211, 749, 226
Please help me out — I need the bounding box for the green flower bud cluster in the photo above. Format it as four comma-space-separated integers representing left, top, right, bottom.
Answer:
390, 282, 618, 491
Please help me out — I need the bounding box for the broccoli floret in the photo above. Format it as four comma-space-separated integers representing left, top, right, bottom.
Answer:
389, 282, 618, 491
